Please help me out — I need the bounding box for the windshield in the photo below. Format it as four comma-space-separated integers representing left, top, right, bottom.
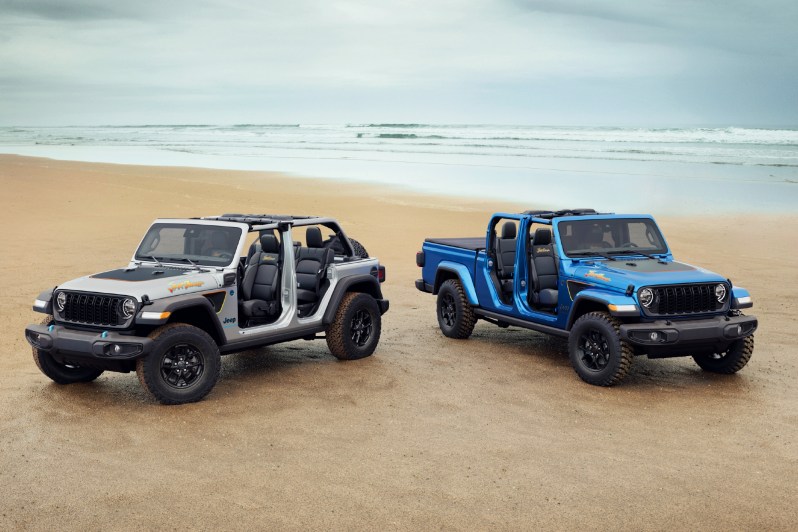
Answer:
557, 218, 667, 257
135, 223, 243, 267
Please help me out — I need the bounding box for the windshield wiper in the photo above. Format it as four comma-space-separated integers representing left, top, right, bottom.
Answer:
149, 255, 164, 267
172, 257, 204, 271
568, 251, 617, 261
609, 249, 668, 263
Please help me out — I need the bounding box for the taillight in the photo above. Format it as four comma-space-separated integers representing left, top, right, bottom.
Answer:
371, 265, 386, 283
416, 251, 425, 267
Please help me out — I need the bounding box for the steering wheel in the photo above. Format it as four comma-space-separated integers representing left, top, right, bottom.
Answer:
618, 242, 639, 248
216, 252, 234, 261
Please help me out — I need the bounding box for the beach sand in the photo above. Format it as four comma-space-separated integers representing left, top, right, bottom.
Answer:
1, 154, 796, 530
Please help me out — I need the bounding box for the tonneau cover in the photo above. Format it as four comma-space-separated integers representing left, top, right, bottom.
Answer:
424, 237, 485, 251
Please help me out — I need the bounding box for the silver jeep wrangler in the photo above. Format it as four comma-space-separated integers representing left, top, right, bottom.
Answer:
25, 214, 389, 404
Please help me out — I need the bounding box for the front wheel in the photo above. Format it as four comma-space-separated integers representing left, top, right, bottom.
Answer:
326, 292, 382, 360
136, 323, 221, 405
693, 335, 754, 374
32, 317, 104, 384
568, 312, 633, 386
436, 279, 476, 339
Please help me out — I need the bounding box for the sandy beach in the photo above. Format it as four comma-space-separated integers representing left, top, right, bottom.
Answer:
1, 154, 796, 530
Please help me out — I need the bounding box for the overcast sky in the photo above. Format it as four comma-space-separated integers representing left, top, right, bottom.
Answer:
1, 0, 796, 126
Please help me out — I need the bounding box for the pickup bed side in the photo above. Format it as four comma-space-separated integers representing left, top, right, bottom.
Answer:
416, 239, 482, 303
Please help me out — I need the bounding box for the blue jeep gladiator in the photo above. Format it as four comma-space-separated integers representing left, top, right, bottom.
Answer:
415, 209, 757, 386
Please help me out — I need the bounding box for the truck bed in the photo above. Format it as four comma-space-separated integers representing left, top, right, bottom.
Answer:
424, 237, 485, 251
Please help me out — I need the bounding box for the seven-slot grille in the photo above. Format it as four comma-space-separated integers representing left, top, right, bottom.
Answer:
61, 292, 125, 326
648, 284, 722, 316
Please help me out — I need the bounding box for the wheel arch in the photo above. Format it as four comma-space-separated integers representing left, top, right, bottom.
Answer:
138, 295, 226, 345
567, 296, 611, 330
433, 263, 478, 305
322, 275, 384, 325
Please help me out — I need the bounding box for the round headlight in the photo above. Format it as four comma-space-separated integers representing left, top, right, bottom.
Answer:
715, 284, 727, 303
55, 291, 66, 312
120, 297, 137, 320
639, 288, 654, 308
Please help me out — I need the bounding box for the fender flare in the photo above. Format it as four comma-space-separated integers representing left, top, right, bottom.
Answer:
136, 293, 227, 344
567, 289, 639, 329
322, 275, 385, 325
434, 262, 479, 305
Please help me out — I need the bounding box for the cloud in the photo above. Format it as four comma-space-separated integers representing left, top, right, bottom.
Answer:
0, 0, 795, 125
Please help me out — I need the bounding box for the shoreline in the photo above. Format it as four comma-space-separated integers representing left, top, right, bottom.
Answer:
2, 137, 796, 214
1, 154, 797, 529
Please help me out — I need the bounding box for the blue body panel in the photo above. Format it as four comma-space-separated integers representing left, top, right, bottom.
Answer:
420, 212, 752, 333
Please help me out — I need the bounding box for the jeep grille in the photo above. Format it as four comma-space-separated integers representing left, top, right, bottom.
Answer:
61, 292, 125, 326
645, 284, 724, 316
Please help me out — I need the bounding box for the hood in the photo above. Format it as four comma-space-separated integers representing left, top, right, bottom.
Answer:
57, 266, 222, 301
572, 259, 726, 291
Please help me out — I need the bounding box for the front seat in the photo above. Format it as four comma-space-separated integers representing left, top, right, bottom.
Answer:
529, 228, 558, 308
295, 227, 334, 304
495, 221, 517, 294
239, 234, 282, 319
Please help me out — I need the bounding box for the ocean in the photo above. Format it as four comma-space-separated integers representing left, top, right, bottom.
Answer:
1, 124, 796, 214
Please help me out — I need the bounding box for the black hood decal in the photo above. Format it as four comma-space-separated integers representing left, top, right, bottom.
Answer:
91, 267, 188, 282
605, 260, 696, 273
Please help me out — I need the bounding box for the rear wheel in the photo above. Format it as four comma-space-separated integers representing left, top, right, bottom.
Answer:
136, 323, 221, 405
693, 335, 754, 374
568, 312, 633, 386
326, 292, 381, 360
436, 279, 476, 339
32, 317, 104, 384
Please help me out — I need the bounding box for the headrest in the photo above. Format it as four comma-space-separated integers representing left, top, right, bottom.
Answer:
534, 228, 551, 246
501, 222, 516, 239
260, 234, 279, 253
306, 226, 323, 248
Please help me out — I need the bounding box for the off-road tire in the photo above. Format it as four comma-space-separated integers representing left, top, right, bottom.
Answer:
326, 292, 381, 360
692, 335, 754, 374
32, 317, 104, 384
136, 323, 221, 405
568, 311, 633, 386
436, 279, 477, 339
349, 238, 369, 258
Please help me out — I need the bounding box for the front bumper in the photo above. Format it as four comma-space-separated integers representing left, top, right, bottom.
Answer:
619, 314, 757, 357
25, 323, 153, 360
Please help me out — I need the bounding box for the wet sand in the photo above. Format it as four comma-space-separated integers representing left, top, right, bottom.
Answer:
1, 154, 796, 530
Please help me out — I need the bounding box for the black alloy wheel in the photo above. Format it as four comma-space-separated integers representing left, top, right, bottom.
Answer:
350, 309, 373, 347
439, 293, 457, 328
160, 343, 205, 389
576, 328, 611, 371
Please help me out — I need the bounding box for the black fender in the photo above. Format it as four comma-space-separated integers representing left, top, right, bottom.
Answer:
136, 293, 227, 345
322, 275, 387, 325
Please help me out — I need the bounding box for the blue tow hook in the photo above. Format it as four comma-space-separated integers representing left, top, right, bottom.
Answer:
101, 331, 108, 338
48, 325, 54, 332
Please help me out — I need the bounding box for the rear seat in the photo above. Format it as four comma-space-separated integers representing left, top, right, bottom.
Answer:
295, 227, 334, 304
495, 222, 517, 294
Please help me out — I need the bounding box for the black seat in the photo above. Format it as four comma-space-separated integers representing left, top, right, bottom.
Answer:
495, 222, 517, 294
239, 234, 282, 319
296, 227, 334, 304
529, 228, 558, 308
